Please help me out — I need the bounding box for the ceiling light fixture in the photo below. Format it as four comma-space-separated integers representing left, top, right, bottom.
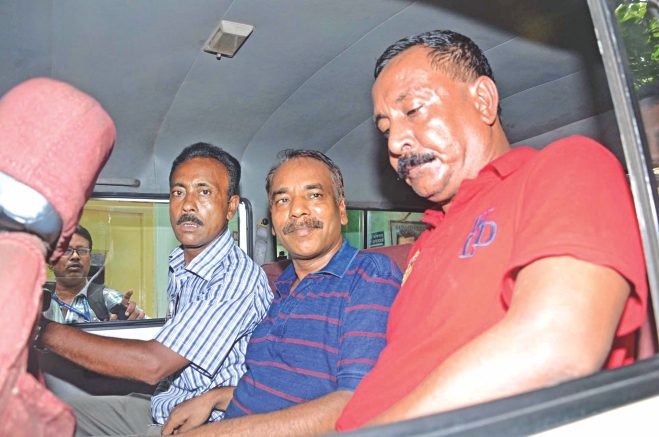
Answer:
204, 20, 254, 60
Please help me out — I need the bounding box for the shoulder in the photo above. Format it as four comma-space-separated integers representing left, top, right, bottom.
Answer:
226, 245, 267, 278
534, 135, 623, 173
101, 286, 122, 298
217, 245, 270, 295
350, 250, 402, 281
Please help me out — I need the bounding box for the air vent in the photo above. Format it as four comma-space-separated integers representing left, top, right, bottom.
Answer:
204, 20, 254, 60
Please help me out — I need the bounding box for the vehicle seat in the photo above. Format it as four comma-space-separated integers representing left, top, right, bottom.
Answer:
261, 243, 413, 294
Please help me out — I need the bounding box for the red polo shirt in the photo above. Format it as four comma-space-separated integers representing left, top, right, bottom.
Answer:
336, 136, 648, 431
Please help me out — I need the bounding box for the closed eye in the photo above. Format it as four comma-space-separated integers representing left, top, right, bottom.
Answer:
407, 106, 421, 116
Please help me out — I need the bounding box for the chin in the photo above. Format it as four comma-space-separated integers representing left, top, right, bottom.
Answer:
288, 247, 321, 260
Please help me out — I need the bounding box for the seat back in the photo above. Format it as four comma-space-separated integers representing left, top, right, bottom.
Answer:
260, 244, 412, 293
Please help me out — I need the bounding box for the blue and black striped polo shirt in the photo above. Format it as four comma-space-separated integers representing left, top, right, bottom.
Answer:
224, 239, 401, 417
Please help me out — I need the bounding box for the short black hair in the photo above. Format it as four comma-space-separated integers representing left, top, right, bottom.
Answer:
74, 224, 93, 250
169, 142, 241, 198
375, 29, 502, 116
265, 149, 345, 208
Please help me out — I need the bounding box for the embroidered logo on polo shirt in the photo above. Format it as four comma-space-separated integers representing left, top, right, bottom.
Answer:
401, 250, 420, 286
460, 208, 497, 258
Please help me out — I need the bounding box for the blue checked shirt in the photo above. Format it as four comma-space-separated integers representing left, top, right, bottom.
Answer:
151, 229, 272, 425
44, 284, 142, 323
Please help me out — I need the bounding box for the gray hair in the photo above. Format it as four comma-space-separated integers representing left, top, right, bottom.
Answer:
265, 149, 345, 207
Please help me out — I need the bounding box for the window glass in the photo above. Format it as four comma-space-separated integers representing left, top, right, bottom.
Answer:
342, 210, 364, 250
366, 211, 426, 248
46, 199, 240, 320
615, 1, 659, 171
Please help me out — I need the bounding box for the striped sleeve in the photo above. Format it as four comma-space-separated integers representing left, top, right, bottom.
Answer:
155, 255, 271, 378
337, 255, 401, 391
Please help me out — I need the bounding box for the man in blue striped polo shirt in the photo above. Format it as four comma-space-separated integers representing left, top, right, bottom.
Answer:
162, 150, 401, 437
36, 143, 272, 436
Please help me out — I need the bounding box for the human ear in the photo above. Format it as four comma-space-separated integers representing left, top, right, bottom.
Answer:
338, 198, 348, 226
226, 195, 240, 220
471, 76, 499, 125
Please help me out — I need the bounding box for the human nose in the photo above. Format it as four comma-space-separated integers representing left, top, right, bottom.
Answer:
69, 248, 81, 259
387, 121, 415, 156
181, 193, 197, 213
289, 195, 310, 218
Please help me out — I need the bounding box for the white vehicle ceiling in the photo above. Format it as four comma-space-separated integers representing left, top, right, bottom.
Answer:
0, 0, 621, 217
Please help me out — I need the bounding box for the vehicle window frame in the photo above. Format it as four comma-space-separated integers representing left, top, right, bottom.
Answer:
56, 193, 253, 324
587, 0, 659, 344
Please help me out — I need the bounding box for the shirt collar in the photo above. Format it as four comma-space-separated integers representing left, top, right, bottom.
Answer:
450, 146, 539, 208
421, 206, 445, 228
315, 239, 358, 278
169, 228, 234, 281
274, 239, 358, 295
54, 280, 90, 300
480, 146, 538, 179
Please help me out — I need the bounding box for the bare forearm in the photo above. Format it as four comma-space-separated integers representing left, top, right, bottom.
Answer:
195, 386, 236, 411
183, 390, 352, 437
371, 257, 629, 425
39, 322, 162, 383
371, 316, 591, 424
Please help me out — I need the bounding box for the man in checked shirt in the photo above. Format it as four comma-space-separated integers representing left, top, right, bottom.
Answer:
35, 142, 272, 436
44, 224, 145, 323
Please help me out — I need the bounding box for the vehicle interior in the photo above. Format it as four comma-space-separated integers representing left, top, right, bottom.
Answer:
3, 0, 659, 435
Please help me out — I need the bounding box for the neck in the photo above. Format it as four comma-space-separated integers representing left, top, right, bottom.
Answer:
183, 231, 224, 265
55, 279, 86, 303
441, 124, 511, 214
290, 239, 344, 290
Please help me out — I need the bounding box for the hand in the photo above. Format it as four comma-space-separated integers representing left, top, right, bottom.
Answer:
109, 289, 145, 321
162, 390, 219, 435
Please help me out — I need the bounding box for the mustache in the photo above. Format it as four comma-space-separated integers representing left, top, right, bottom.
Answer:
282, 217, 324, 235
177, 214, 204, 226
397, 153, 437, 179
66, 262, 83, 269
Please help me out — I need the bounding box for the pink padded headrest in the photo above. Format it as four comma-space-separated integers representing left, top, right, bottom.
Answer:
0, 78, 115, 263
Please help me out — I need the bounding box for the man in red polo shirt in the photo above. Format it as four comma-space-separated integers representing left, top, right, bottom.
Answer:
335, 30, 648, 431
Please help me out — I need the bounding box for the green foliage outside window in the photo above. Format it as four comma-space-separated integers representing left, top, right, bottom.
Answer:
615, 1, 659, 88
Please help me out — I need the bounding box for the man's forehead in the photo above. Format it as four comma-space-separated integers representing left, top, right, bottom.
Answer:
71, 233, 90, 247
171, 158, 228, 186
373, 48, 450, 103
272, 158, 332, 188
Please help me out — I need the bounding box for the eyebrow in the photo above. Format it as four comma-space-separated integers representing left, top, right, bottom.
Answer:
171, 181, 212, 189
305, 184, 324, 191
373, 88, 413, 124
271, 188, 288, 197
396, 89, 412, 104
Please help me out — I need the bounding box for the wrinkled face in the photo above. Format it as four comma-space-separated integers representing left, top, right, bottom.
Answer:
269, 158, 348, 261
372, 46, 491, 205
169, 157, 239, 261
50, 233, 91, 285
